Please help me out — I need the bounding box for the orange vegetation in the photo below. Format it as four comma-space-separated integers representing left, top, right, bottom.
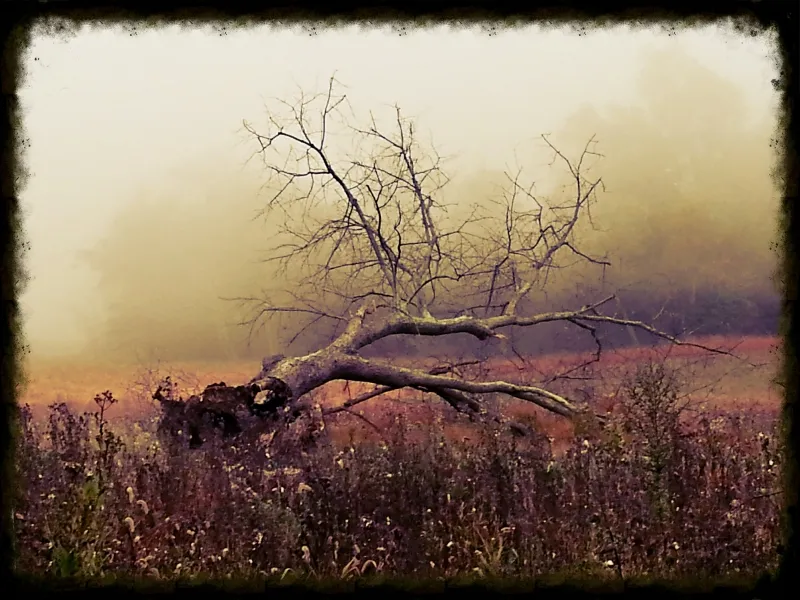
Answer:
18, 336, 781, 454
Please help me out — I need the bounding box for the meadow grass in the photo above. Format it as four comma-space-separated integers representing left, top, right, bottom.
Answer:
11, 356, 783, 585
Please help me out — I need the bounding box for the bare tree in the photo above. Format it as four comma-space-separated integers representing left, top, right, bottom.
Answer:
156, 77, 746, 445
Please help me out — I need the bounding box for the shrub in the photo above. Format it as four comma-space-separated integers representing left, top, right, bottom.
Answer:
11, 367, 783, 582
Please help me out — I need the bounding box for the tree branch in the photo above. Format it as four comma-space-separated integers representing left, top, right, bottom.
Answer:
334, 355, 578, 417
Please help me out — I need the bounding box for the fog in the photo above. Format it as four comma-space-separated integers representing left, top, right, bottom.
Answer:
19, 22, 781, 365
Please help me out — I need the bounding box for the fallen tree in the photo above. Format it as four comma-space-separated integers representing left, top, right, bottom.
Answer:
155, 77, 746, 449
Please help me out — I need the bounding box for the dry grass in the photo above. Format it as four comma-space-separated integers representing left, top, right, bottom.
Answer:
12, 356, 784, 582
18, 336, 780, 456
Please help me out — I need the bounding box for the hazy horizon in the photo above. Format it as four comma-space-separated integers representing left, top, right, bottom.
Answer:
19, 20, 781, 364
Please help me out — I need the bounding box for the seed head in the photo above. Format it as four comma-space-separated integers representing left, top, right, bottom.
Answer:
123, 516, 135, 533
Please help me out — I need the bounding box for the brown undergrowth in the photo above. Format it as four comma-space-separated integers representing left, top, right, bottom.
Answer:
11, 353, 783, 584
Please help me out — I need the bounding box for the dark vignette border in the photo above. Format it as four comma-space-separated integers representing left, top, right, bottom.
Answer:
0, 1, 795, 598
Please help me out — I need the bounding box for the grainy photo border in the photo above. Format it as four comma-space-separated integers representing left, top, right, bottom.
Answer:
0, 2, 795, 598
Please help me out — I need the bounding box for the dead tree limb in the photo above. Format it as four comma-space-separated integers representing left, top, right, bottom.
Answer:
158, 77, 749, 447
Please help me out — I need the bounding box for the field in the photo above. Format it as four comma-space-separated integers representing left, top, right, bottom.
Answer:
19, 335, 781, 452
12, 335, 784, 584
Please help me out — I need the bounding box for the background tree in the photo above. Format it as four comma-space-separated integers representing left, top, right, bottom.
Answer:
551, 47, 780, 338
81, 50, 778, 365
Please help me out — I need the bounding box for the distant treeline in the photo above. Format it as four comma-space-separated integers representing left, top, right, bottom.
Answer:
353, 288, 780, 361
77, 48, 779, 366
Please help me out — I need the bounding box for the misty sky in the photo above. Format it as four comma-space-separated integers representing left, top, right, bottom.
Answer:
19, 20, 779, 359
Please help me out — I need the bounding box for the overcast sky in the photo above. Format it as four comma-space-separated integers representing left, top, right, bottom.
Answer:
18, 20, 779, 359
